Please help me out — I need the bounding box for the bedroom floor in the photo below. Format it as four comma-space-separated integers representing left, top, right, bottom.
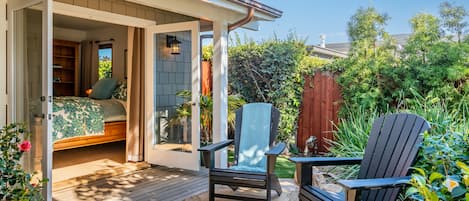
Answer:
52, 141, 149, 191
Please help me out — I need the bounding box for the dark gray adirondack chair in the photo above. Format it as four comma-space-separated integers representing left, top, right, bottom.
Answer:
198, 103, 286, 201
290, 113, 430, 201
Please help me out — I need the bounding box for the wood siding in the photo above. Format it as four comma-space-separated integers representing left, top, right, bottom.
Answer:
53, 0, 196, 24
297, 71, 343, 153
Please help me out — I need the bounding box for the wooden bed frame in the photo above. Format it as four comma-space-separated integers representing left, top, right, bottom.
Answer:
32, 120, 127, 170
53, 121, 126, 151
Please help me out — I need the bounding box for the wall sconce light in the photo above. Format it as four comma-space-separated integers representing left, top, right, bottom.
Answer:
166, 35, 181, 55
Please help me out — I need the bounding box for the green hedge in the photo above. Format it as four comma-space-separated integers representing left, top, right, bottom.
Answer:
228, 36, 328, 142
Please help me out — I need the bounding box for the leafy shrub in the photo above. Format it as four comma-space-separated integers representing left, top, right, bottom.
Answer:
328, 92, 469, 199
0, 123, 45, 201
327, 4, 469, 200
172, 90, 245, 143
404, 93, 469, 201
202, 45, 213, 62
98, 60, 112, 79
228, 34, 329, 142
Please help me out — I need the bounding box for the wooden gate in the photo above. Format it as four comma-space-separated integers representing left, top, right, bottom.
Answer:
297, 71, 342, 154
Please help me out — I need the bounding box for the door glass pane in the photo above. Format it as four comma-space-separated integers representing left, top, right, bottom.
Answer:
153, 31, 192, 153
13, 4, 45, 178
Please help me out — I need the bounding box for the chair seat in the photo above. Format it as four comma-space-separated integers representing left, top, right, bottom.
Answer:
229, 165, 266, 173
300, 185, 344, 201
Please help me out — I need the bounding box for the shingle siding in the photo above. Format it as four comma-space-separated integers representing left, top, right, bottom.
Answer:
54, 0, 196, 24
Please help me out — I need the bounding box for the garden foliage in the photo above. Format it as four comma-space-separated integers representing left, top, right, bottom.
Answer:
228, 34, 328, 142
171, 90, 245, 143
327, 3, 468, 200
0, 123, 45, 201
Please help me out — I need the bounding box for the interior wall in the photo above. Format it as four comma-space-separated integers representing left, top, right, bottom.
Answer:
86, 25, 128, 81
53, 27, 87, 42
53, 23, 127, 83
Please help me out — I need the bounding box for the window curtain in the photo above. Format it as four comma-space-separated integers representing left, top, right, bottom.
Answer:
126, 27, 145, 161
80, 41, 99, 96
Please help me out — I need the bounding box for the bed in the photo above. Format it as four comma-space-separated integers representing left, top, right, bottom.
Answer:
52, 79, 127, 151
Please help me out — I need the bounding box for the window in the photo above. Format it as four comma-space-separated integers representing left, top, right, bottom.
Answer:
98, 44, 112, 79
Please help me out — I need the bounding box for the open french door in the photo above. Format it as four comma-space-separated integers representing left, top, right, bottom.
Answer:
8, 0, 53, 200
145, 21, 201, 171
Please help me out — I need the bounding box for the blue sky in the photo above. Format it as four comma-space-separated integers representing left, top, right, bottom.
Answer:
99, 48, 112, 60
233, 0, 469, 45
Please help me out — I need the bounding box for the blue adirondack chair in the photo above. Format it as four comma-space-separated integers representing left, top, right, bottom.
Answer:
198, 103, 286, 201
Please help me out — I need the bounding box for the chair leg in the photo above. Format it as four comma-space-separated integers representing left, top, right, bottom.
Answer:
271, 176, 283, 196
266, 178, 272, 201
209, 180, 215, 201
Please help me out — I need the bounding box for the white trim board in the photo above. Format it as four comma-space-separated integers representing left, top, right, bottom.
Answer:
127, 0, 276, 23
0, 0, 6, 126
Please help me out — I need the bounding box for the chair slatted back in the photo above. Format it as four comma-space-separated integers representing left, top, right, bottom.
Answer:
233, 103, 280, 169
358, 113, 430, 201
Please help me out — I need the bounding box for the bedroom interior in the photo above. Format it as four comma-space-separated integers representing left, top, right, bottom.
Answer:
11, 1, 203, 190
51, 13, 128, 152
23, 8, 197, 184
21, 10, 139, 184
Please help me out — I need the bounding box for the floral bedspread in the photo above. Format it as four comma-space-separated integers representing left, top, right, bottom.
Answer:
52, 97, 104, 142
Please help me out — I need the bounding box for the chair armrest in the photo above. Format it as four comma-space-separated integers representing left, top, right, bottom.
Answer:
198, 140, 233, 152
198, 140, 233, 169
265, 142, 286, 156
289, 157, 362, 166
338, 176, 411, 191
291, 157, 362, 186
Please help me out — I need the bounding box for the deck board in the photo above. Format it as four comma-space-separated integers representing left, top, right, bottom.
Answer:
53, 165, 299, 201
53, 166, 209, 201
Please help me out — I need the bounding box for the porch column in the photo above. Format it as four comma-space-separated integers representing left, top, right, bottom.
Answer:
212, 20, 228, 168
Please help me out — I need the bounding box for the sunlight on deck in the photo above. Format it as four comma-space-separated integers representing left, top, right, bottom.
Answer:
52, 166, 300, 201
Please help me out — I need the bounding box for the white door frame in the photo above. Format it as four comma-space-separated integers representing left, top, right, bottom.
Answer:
144, 21, 201, 171
36, 0, 156, 163
7, 0, 53, 200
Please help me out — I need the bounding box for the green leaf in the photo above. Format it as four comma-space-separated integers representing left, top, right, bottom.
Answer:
406, 187, 419, 197
429, 172, 445, 183
450, 186, 465, 198
413, 168, 427, 177
413, 174, 427, 185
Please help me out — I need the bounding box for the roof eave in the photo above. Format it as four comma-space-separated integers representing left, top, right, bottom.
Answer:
226, 0, 282, 19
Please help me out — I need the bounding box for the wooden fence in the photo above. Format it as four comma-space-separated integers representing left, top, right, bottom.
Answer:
297, 71, 343, 154
201, 61, 212, 95
202, 63, 342, 154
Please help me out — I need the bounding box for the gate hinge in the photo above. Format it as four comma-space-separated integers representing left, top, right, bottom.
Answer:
40, 96, 46, 102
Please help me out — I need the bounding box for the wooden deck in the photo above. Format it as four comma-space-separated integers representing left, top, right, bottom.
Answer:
53, 166, 208, 201
52, 165, 299, 201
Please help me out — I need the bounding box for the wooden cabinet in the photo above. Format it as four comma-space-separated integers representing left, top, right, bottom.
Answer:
53, 40, 79, 96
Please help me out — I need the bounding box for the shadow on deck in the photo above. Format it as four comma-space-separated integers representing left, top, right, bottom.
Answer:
53, 166, 209, 201
53, 165, 299, 201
